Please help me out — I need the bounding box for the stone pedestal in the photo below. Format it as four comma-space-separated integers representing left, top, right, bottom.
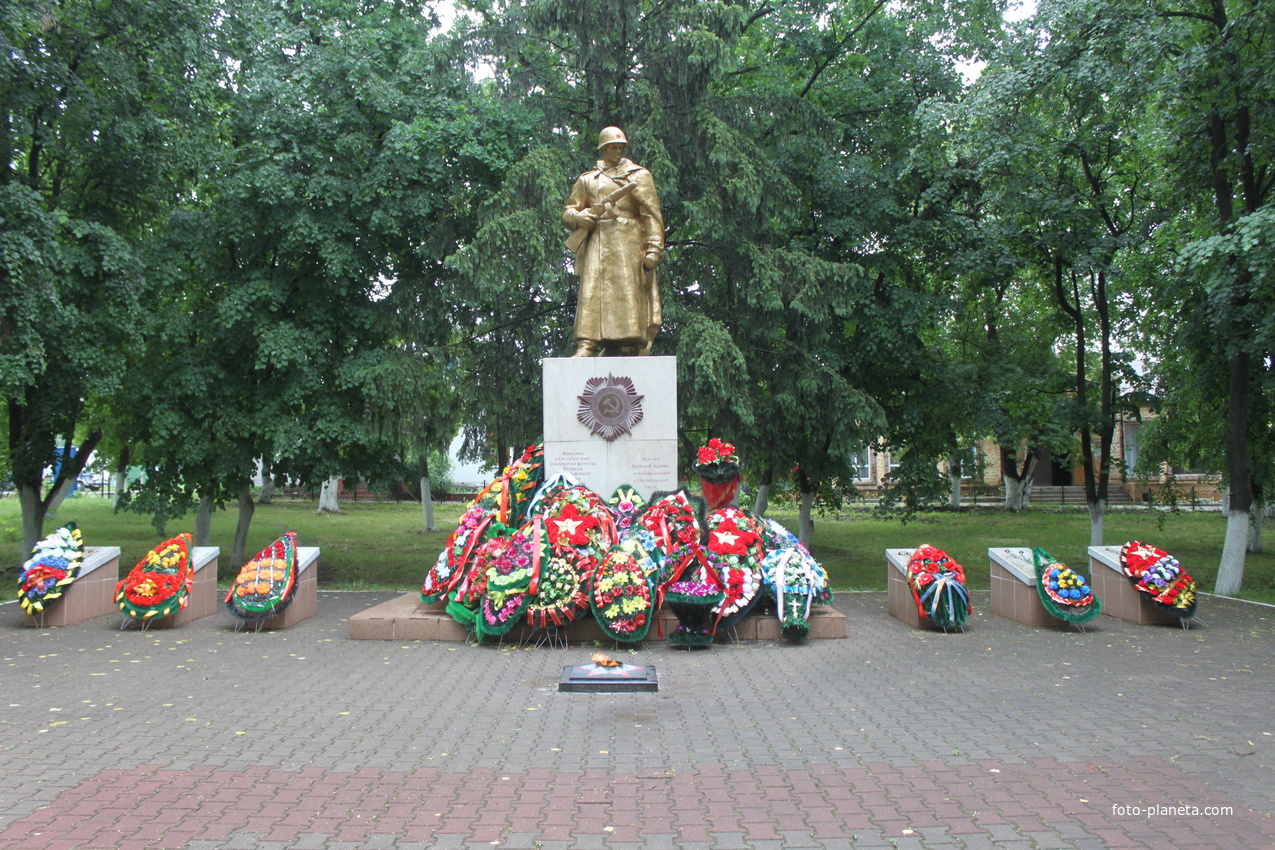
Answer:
1088, 546, 1178, 626
23, 547, 120, 628
989, 547, 1055, 627
150, 547, 219, 629
256, 547, 320, 629
886, 548, 926, 628
348, 595, 847, 641
542, 356, 677, 500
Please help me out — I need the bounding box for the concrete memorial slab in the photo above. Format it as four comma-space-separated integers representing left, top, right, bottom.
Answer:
253, 546, 320, 629
542, 355, 677, 500
885, 547, 925, 628
22, 546, 121, 628
988, 547, 1056, 627
1088, 545, 1179, 626
149, 546, 219, 629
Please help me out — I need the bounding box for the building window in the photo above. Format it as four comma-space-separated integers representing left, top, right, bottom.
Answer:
886, 451, 903, 473
851, 447, 872, 482
1122, 421, 1140, 475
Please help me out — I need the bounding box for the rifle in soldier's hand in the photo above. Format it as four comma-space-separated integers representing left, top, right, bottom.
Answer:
565, 181, 638, 253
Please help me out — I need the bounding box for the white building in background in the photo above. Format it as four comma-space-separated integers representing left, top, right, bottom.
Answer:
447, 433, 491, 490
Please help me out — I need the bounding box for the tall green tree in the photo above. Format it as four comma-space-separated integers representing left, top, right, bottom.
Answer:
1136, 0, 1274, 594
959, 1, 1160, 543
118, 0, 522, 561
1, 0, 224, 555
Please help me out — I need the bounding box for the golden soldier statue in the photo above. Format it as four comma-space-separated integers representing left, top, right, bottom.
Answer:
562, 127, 664, 356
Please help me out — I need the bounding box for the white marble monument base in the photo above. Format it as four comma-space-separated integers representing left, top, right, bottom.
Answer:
543, 356, 678, 500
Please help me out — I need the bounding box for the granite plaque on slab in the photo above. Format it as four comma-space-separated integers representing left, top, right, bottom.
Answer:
543, 356, 677, 500
989, 547, 1056, 627
150, 546, 219, 629
885, 548, 923, 628
558, 662, 659, 693
1088, 545, 1178, 626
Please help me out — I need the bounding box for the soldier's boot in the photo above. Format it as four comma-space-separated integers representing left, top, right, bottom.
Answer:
573, 339, 598, 357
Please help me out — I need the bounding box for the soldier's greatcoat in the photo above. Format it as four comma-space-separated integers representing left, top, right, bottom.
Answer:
562, 158, 664, 350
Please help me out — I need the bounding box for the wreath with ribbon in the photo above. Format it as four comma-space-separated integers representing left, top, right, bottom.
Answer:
706, 507, 766, 632
590, 544, 655, 642
476, 524, 539, 639
115, 533, 194, 621
18, 523, 85, 616
906, 544, 970, 632
525, 542, 593, 631
421, 504, 499, 604
468, 443, 545, 527
758, 518, 832, 642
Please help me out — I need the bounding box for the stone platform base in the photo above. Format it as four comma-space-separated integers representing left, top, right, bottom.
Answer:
989, 547, 1059, 628
245, 547, 321, 630
1088, 545, 1181, 626
349, 594, 846, 642
141, 547, 220, 629
23, 547, 122, 628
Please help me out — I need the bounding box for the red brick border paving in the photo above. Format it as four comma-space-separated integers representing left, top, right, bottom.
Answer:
1, 757, 1268, 849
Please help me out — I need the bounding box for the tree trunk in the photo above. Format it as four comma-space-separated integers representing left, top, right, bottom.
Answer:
43, 476, 75, 523
1248, 501, 1263, 554
1216, 352, 1251, 596
752, 483, 771, 517
798, 489, 815, 548
113, 447, 131, 509
18, 483, 48, 559
948, 452, 962, 508
752, 463, 774, 517
421, 475, 438, 532
259, 456, 275, 504
419, 452, 438, 532
1087, 499, 1105, 548
232, 486, 255, 568
194, 493, 214, 547
1216, 508, 1249, 597
317, 477, 341, 513
1000, 446, 1037, 512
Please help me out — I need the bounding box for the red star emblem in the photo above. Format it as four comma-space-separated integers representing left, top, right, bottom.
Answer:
709, 519, 757, 556
548, 503, 599, 547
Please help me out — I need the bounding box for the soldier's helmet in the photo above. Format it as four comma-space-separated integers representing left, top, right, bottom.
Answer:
597, 126, 628, 148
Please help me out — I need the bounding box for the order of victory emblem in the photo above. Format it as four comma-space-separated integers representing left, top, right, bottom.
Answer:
577, 374, 644, 441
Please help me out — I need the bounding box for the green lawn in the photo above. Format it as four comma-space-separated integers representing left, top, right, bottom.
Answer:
3, 494, 1273, 604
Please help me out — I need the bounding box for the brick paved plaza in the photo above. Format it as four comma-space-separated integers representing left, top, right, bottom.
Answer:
2, 591, 1272, 848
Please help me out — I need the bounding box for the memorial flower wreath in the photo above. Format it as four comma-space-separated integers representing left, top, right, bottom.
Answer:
590, 540, 655, 642
758, 518, 832, 641
1032, 547, 1101, 626
421, 504, 501, 604
18, 523, 85, 616
115, 533, 194, 621
643, 491, 724, 646
906, 544, 970, 632
525, 543, 593, 632
470, 443, 545, 527
705, 507, 766, 632
608, 485, 647, 538
226, 532, 299, 621
1119, 540, 1197, 623
476, 524, 539, 639
449, 533, 512, 629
